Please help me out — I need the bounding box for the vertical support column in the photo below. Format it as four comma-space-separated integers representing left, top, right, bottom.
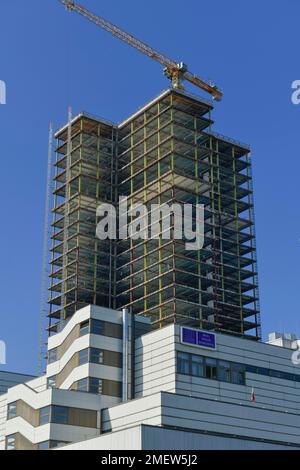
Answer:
112, 125, 118, 310
208, 135, 216, 324
194, 115, 203, 329
246, 152, 261, 340
61, 107, 73, 324
157, 101, 164, 325
129, 122, 134, 312
216, 141, 225, 307
232, 146, 244, 336
143, 111, 148, 315
170, 96, 176, 323
122, 308, 132, 402
50, 126, 60, 333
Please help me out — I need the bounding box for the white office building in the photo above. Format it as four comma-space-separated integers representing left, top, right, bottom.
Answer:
1, 304, 300, 450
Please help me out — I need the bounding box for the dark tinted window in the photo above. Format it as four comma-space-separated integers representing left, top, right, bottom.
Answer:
52, 406, 68, 425
218, 361, 231, 383
245, 365, 257, 374
231, 364, 246, 385
90, 319, 104, 335
91, 319, 122, 339
39, 406, 51, 426
89, 378, 103, 394
79, 348, 89, 365
177, 352, 190, 374
90, 348, 104, 364
191, 355, 204, 377
80, 320, 90, 337
205, 358, 217, 380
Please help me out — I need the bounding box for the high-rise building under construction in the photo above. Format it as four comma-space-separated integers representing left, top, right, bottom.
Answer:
49, 89, 261, 341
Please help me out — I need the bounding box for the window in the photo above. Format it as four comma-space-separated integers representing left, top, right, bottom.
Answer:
231, 364, 245, 385
176, 351, 247, 386
91, 319, 122, 339
80, 319, 123, 338
80, 320, 90, 337
246, 364, 298, 382
50, 440, 69, 449
176, 351, 300, 386
38, 440, 69, 450
47, 376, 56, 389
191, 355, 204, 377
90, 319, 104, 335
177, 352, 190, 374
205, 358, 217, 380
102, 379, 122, 398
48, 348, 57, 364
281, 371, 295, 381
7, 402, 17, 420
270, 369, 282, 379
89, 378, 103, 395
52, 406, 68, 425
6, 434, 16, 450
79, 348, 89, 365
245, 364, 257, 374
218, 361, 231, 383
106, 322, 123, 339
77, 378, 88, 392
37, 441, 50, 450
39, 406, 51, 426
90, 348, 104, 364
257, 367, 269, 376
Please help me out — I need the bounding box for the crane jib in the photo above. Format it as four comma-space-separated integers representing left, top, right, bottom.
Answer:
59, 0, 223, 100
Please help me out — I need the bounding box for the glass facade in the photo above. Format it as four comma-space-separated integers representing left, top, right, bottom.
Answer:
177, 351, 246, 385
37, 440, 69, 450
177, 351, 300, 385
77, 347, 121, 368
71, 376, 122, 397
79, 319, 122, 339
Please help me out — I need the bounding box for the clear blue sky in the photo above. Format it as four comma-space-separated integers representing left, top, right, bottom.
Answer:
0, 0, 299, 375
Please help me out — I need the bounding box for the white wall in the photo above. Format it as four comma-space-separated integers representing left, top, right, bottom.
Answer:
102, 391, 300, 447
58, 423, 299, 450
135, 324, 300, 414
135, 325, 176, 397
58, 426, 142, 450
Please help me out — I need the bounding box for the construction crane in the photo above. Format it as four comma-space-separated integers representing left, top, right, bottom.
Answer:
59, 0, 223, 101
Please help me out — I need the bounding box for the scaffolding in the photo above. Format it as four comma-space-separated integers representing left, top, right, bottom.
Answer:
48, 113, 116, 334
38, 123, 54, 373
116, 89, 261, 340
47, 89, 261, 341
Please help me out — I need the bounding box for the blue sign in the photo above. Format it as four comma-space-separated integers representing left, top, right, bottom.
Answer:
181, 327, 216, 350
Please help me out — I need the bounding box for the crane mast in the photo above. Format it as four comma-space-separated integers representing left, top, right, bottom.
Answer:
59, 0, 222, 101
